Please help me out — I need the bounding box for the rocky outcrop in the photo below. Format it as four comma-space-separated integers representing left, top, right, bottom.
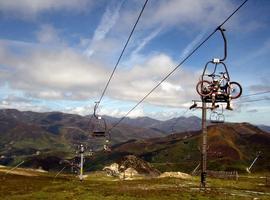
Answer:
159, 172, 191, 179
118, 155, 161, 177
103, 163, 120, 177
103, 155, 160, 179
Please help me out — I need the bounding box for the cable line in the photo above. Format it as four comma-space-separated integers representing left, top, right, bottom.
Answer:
234, 90, 270, 103
240, 90, 270, 98
95, 0, 149, 109
108, 0, 249, 131
235, 98, 270, 104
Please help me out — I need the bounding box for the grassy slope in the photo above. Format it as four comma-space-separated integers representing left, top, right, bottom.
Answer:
0, 170, 270, 200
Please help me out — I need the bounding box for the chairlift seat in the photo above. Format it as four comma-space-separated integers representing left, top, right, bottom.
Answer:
202, 93, 229, 103
92, 131, 106, 137
210, 120, 224, 124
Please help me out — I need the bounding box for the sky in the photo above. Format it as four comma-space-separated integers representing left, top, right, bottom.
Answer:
0, 0, 269, 125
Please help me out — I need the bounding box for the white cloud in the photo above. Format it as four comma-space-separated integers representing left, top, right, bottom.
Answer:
0, 97, 48, 113
161, 82, 183, 92
0, 39, 199, 108
92, 0, 235, 69
0, 40, 108, 99
102, 106, 145, 119
36, 24, 61, 44
0, 0, 95, 17
123, 0, 234, 31
63, 105, 93, 116
85, 0, 124, 57
81, 0, 235, 69
234, 38, 270, 67
131, 27, 163, 56
180, 30, 207, 58
0, 0, 243, 115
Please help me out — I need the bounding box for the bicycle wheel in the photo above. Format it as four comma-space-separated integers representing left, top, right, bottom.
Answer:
228, 82, 242, 99
196, 80, 212, 97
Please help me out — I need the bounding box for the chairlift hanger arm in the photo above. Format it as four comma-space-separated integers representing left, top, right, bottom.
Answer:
93, 101, 100, 118
202, 27, 228, 78
217, 26, 227, 62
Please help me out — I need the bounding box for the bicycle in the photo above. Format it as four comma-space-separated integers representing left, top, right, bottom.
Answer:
196, 72, 242, 99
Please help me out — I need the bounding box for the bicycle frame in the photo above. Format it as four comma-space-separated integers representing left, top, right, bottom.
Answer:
210, 73, 229, 91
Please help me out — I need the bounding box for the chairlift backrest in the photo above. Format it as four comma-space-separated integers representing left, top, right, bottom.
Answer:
90, 115, 107, 137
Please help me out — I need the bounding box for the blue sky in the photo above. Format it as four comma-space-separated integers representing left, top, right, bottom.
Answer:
0, 0, 269, 125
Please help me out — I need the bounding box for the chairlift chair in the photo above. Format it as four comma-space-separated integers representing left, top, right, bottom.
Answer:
210, 105, 225, 123
196, 27, 242, 104
210, 111, 225, 123
90, 102, 107, 137
91, 116, 107, 137
89, 102, 112, 152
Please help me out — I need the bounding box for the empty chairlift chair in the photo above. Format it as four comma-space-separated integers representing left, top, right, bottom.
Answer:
90, 116, 107, 137
210, 111, 225, 123
210, 105, 225, 123
88, 102, 111, 152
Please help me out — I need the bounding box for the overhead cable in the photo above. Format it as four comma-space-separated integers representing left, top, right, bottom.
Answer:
95, 0, 149, 110
108, 0, 249, 131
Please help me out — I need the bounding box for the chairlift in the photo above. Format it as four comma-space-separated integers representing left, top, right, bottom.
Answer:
210, 111, 225, 123
89, 102, 107, 138
210, 105, 225, 123
88, 102, 112, 152
196, 27, 242, 104
91, 116, 107, 137
89, 149, 94, 156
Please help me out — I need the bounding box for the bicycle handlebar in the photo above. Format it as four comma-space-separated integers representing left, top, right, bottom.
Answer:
219, 72, 227, 75
207, 72, 227, 78
207, 74, 220, 78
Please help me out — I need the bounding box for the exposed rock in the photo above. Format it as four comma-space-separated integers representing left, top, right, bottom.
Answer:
118, 155, 161, 177
103, 163, 120, 177
119, 167, 139, 180
103, 155, 160, 179
159, 172, 192, 179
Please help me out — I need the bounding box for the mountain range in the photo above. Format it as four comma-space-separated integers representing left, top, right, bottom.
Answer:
0, 109, 269, 173
0, 109, 200, 166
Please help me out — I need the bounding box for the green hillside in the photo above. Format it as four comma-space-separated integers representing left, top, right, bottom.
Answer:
87, 123, 270, 173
